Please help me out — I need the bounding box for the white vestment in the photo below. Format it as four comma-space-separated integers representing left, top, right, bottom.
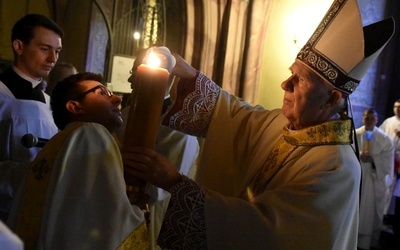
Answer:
0, 98, 56, 162
356, 126, 394, 249
380, 116, 400, 161
0, 220, 23, 250
0, 98, 58, 222
380, 116, 400, 214
0, 67, 55, 222
161, 72, 360, 249
8, 122, 146, 249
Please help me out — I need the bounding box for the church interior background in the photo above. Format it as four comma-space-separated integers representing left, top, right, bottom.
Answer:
0, 0, 400, 127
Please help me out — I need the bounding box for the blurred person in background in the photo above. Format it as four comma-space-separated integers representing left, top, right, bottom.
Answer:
356, 108, 394, 250
380, 99, 400, 247
45, 61, 77, 96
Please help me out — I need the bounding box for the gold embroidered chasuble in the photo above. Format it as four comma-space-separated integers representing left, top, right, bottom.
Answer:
247, 119, 352, 199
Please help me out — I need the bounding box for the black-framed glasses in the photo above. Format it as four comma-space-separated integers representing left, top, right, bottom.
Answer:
74, 84, 113, 100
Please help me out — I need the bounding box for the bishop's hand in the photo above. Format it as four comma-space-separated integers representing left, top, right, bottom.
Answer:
122, 146, 183, 191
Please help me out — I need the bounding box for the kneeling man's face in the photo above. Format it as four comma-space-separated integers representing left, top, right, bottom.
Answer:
72, 80, 123, 132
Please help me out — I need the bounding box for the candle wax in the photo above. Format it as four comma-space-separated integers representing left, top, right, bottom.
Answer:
123, 63, 169, 188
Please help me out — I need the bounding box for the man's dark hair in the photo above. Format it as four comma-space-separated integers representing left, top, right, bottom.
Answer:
363, 108, 377, 116
11, 14, 64, 44
51, 72, 103, 130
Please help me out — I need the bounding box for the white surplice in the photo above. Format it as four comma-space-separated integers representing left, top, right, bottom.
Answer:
356, 126, 394, 249
380, 116, 400, 199
0, 98, 57, 162
0, 98, 58, 222
0, 220, 23, 250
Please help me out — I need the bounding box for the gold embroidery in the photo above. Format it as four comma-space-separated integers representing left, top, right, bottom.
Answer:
117, 221, 149, 250
296, 0, 360, 94
246, 119, 352, 199
15, 158, 53, 250
247, 136, 299, 199
283, 119, 351, 145
14, 124, 84, 249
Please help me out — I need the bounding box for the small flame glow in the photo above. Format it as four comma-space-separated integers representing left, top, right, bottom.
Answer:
146, 49, 161, 68
133, 32, 140, 40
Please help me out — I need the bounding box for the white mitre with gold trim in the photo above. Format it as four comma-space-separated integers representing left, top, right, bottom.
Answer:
296, 0, 395, 95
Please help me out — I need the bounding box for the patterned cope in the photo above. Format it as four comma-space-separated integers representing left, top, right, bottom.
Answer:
157, 176, 207, 249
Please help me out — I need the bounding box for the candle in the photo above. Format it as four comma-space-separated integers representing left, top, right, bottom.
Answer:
363, 131, 373, 153
124, 64, 169, 147
123, 50, 170, 202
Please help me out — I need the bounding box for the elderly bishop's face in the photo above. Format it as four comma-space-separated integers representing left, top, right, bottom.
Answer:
281, 61, 336, 130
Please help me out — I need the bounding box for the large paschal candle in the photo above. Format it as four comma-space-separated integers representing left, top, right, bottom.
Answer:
123, 50, 170, 202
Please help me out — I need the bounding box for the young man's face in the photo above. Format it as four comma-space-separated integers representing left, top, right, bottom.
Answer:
14, 26, 62, 80
362, 111, 378, 130
74, 80, 123, 133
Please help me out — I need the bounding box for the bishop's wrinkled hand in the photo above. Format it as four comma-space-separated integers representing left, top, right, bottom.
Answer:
122, 146, 183, 191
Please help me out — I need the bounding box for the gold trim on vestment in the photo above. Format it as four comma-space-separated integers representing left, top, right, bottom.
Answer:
14, 158, 52, 250
246, 119, 352, 199
117, 221, 149, 250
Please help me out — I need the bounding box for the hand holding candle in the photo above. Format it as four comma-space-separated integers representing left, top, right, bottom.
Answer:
123, 47, 175, 203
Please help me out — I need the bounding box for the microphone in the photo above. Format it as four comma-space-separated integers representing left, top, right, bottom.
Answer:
21, 134, 49, 148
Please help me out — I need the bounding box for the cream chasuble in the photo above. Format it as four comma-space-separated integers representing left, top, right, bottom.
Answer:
247, 119, 352, 200
8, 122, 148, 250
163, 72, 361, 249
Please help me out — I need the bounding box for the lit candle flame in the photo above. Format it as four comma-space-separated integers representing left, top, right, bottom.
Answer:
145, 49, 161, 68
